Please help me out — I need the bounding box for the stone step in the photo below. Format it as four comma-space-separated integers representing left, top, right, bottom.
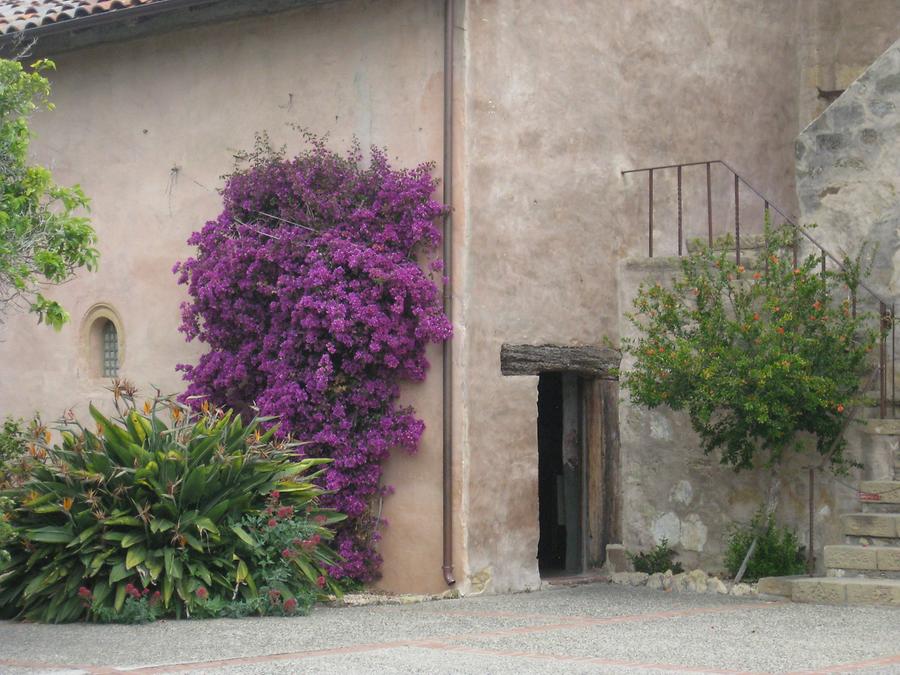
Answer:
824, 545, 900, 572
795, 577, 900, 606
861, 501, 900, 514
858, 481, 900, 505
841, 512, 900, 538
845, 535, 900, 547
685, 233, 767, 254
854, 418, 900, 435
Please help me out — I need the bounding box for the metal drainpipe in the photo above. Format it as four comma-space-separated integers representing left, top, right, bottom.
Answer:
441, 0, 456, 587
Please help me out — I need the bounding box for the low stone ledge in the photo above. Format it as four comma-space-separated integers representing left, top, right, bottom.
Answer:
757, 575, 807, 598
792, 578, 847, 605
327, 589, 460, 607
608, 568, 755, 597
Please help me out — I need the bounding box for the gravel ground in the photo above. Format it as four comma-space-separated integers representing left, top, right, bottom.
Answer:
0, 582, 897, 674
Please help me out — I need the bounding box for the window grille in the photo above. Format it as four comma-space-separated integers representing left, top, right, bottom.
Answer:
102, 321, 118, 377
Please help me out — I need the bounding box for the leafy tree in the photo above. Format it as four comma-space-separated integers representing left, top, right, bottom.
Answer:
621, 224, 881, 471
0, 58, 97, 329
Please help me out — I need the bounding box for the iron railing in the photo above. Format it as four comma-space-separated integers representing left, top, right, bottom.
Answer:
622, 159, 895, 418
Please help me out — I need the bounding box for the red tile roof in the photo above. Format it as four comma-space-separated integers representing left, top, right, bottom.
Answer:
0, 0, 165, 36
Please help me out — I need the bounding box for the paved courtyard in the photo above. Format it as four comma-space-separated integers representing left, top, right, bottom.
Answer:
0, 582, 897, 674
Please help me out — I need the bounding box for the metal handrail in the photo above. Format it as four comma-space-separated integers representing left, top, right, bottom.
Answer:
622, 159, 895, 418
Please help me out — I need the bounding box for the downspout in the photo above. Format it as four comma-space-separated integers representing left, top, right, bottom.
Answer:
441, 0, 456, 587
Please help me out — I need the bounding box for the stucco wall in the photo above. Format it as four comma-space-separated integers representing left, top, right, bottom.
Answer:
0, 0, 460, 595
3, 0, 898, 596
458, 0, 806, 593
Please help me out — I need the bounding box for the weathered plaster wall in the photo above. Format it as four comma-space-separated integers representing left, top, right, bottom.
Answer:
797, 1, 900, 129
0, 0, 463, 595
459, 0, 805, 593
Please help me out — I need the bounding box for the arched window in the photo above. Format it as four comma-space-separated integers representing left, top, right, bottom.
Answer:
81, 305, 124, 380
102, 320, 119, 377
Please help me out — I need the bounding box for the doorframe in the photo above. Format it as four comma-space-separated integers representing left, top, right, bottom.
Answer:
501, 344, 622, 572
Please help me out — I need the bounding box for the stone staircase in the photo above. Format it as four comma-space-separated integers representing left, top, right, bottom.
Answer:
760, 470, 900, 606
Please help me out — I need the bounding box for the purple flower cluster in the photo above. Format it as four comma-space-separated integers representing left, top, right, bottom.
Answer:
174, 138, 450, 581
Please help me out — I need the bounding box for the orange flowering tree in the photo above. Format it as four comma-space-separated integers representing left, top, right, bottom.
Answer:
622, 224, 880, 471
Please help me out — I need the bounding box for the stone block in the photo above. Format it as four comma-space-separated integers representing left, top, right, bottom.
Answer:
730, 583, 755, 597
841, 513, 899, 538
844, 580, 900, 606
792, 578, 847, 605
859, 481, 900, 504
706, 577, 728, 594
757, 576, 801, 598
671, 573, 688, 592
646, 573, 665, 590
610, 572, 648, 586
605, 544, 629, 573
685, 569, 708, 592
824, 545, 877, 570
876, 547, 900, 571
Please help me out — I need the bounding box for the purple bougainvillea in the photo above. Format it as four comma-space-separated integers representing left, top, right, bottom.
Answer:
174, 136, 450, 581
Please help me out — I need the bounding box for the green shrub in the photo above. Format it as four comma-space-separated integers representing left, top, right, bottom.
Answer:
0, 417, 31, 489
0, 496, 13, 566
627, 538, 684, 574
0, 387, 344, 622
724, 509, 806, 581
621, 224, 880, 472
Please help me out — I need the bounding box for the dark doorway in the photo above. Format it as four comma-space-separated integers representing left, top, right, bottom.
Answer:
537, 372, 583, 575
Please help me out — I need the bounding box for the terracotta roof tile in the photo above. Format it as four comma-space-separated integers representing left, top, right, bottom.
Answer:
0, 0, 164, 36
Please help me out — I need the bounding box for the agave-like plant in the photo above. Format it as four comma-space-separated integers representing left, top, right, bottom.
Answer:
0, 388, 344, 622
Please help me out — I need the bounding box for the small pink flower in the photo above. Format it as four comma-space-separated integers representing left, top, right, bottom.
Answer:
283, 597, 298, 613
281, 548, 296, 559
267, 518, 278, 528
314, 515, 327, 525
77, 586, 92, 599
276, 506, 293, 519
316, 575, 326, 588
271, 490, 281, 502
196, 586, 208, 600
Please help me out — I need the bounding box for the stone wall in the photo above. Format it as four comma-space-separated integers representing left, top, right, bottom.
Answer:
796, 38, 900, 308
616, 256, 878, 575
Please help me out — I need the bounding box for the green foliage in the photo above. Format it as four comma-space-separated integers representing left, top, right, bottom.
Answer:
0, 496, 13, 565
724, 508, 806, 581
622, 224, 880, 471
0, 416, 36, 489
0, 384, 344, 622
91, 588, 163, 624
627, 538, 684, 574
0, 58, 97, 329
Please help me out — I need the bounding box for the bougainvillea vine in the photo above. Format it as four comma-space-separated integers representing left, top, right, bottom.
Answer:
174, 135, 451, 581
